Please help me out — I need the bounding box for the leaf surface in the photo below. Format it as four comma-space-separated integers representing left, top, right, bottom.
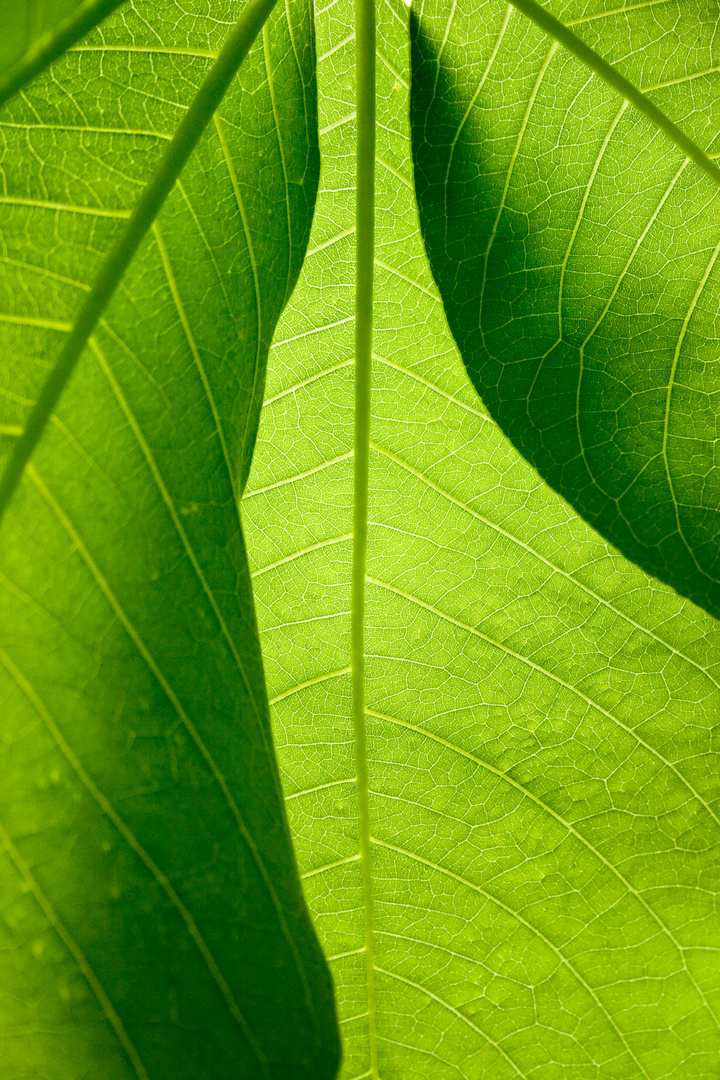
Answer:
0, 0, 128, 106
243, 1, 720, 1076
410, 0, 720, 618
0, 2, 340, 1077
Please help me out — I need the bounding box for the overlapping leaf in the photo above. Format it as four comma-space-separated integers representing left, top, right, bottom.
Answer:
411, 0, 720, 617
244, 0, 720, 1076
0, 2, 340, 1076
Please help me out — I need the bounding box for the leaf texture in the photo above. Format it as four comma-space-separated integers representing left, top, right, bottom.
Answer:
0, 2, 340, 1077
410, 0, 720, 618
243, 0, 720, 1076
0, 0, 128, 106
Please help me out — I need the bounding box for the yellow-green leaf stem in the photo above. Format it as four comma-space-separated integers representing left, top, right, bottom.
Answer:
0, 0, 279, 528
352, 0, 379, 1074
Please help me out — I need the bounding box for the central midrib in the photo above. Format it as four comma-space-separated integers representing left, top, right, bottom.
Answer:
351, 0, 380, 1075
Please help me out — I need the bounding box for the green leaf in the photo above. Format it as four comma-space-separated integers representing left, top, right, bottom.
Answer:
0, 2, 340, 1077
0, 0, 128, 107
3, 0, 720, 1076
0, 0, 291, 524
410, 0, 720, 618
243, 1, 720, 1076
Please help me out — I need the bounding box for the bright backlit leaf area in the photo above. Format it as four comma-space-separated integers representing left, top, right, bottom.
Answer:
1, 0, 719, 1078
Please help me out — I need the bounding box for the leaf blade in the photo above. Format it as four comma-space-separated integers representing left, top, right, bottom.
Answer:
0, 1, 340, 1075
244, 1, 720, 1075
410, 0, 720, 617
